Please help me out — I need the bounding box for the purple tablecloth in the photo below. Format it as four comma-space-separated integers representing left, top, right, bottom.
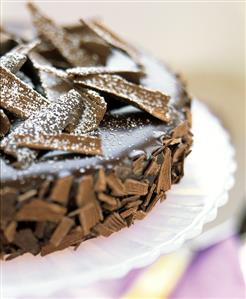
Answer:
170, 236, 245, 299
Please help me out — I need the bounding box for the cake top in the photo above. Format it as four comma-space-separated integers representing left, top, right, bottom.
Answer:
0, 2, 188, 181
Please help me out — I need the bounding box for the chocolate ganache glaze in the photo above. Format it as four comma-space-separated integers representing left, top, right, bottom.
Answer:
0, 3, 192, 259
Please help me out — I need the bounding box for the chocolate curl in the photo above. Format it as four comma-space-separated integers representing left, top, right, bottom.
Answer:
76, 74, 170, 122
27, 2, 99, 66
64, 23, 111, 64
29, 52, 71, 102
67, 66, 144, 82
29, 54, 106, 134
1, 89, 82, 167
13, 133, 102, 156
0, 40, 39, 73
80, 19, 140, 64
0, 66, 49, 119
66, 88, 107, 134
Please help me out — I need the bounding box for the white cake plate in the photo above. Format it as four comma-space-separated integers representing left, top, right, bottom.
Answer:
1, 100, 236, 298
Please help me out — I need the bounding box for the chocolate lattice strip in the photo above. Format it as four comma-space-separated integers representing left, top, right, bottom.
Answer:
76, 74, 170, 122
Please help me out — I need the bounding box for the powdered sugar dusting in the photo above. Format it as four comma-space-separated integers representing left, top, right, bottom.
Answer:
67, 88, 107, 134
0, 66, 49, 118
67, 66, 142, 77
1, 89, 82, 166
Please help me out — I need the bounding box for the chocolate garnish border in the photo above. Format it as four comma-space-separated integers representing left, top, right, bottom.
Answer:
1, 109, 193, 259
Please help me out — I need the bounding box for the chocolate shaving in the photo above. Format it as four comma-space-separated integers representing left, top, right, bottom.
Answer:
124, 199, 142, 209
0, 51, 26, 74
28, 3, 99, 66
173, 144, 187, 163
0, 66, 49, 119
29, 52, 71, 101
144, 156, 160, 177
80, 19, 139, 63
121, 195, 140, 206
18, 189, 37, 202
29, 54, 99, 135
146, 191, 165, 213
64, 23, 111, 64
76, 175, 95, 207
156, 148, 172, 193
132, 155, 146, 175
34, 222, 46, 239
79, 201, 103, 235
106, 172, 126, 196
0, 109, 10, 137
133, 210, 147, 220
0, 188, 17, 228
94, 168, 107, 192
76, 74, 170, 122
4, 221, 17, 242
41, 229, 84, 256
16, 199, 67, 222
13, 133, 102, 156
142, 183, 156, 208
50, 217, 74, 247
0, 40, 39, 73
66, 88, 107, 134
50, 176, 73, 205
38, 180, 51, 199
1, 89, 82, 165
103, 212, 127, 232
93, 223, 114, 237
76, 176, 103, 232
115, 165, 132, 181
13, 229, 40, 255
68, 66, 144, 80
120, 207, 138, 219
172, 121, 189, 138
124, 179, 149, 196
97, 192, 119, 207
94, 212, 126, 237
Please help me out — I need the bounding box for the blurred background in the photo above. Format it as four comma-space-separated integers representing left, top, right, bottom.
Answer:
2, 1, 245, 298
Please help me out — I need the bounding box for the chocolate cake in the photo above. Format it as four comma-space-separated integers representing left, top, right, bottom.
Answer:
0, 3, 192, 260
